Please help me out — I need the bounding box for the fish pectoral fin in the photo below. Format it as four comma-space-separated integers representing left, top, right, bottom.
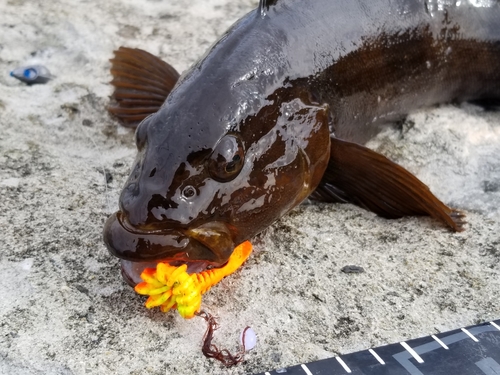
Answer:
108, 47, 180, 128
311, 137, 466, 232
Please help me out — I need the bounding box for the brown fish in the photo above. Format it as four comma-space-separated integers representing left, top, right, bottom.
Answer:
103, 0, 500, 285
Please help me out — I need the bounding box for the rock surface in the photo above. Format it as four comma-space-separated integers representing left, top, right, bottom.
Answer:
1, 1, 499, 374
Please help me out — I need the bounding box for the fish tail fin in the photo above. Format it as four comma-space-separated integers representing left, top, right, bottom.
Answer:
311, 137, 466, 231
108, 47, 180, 128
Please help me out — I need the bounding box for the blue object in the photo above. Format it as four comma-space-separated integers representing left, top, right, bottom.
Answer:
10, 65, 52, 84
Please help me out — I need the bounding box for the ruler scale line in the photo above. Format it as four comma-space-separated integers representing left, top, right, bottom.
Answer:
400, 341, 424, 363
336, 356, 352, 373
461, 327, 479, 342
431, 334, 449, 350
369, 348, 386, 365
301, 363, 313, 375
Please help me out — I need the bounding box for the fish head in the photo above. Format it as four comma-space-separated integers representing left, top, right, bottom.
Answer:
104, 76, 331, 286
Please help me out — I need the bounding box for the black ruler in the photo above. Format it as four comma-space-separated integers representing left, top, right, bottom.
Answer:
255, 320, 500, 375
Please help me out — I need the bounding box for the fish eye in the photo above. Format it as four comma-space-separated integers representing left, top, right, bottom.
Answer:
208, 134, 245, 182
182, 185, 196, 199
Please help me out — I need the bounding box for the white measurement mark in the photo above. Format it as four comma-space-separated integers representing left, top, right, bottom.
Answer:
400, 341, 424, 363
369, 348, 386, 365
336, 356, 352, 373
431, 335, 449, 350
301, 363, 313, 375
461, 328, 479, 342
265, 373, 271, 375
490, 322, 500, 331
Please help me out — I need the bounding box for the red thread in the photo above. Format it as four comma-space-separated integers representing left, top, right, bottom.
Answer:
196, 311, 245, 367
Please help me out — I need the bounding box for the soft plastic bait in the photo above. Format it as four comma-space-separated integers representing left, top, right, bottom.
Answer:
134, 241, 252, 319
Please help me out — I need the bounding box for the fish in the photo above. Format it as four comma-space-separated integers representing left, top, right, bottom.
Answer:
103, 0, 500, 286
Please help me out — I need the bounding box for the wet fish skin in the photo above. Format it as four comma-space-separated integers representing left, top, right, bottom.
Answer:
103, 0, 500, 283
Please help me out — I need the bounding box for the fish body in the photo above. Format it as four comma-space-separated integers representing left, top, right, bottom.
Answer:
104, 0, 500, 284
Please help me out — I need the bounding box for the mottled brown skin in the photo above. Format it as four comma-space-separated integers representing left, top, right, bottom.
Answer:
104, 0, 500, 285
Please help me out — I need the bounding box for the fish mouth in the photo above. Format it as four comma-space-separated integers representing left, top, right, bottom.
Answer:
103, 211, 236, 286
119, 258, 214, 286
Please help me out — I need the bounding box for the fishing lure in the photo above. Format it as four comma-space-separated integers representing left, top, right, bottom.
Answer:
134, 241, 252, 319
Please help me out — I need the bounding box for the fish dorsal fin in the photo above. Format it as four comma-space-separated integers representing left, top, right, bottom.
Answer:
108, 47, 180, 128
259, 0, 279, 16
